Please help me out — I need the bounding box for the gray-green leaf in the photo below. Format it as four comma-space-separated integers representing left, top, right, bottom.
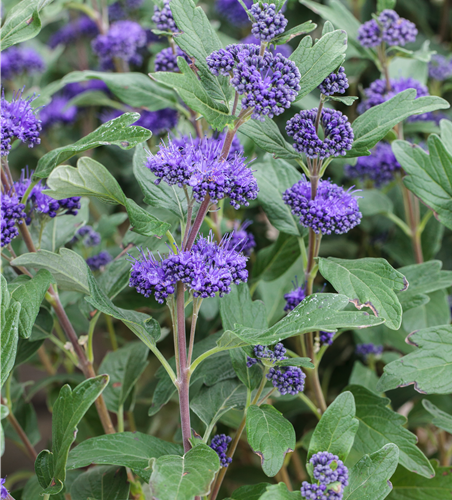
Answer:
1, 291, 21, 388
422, 400, 452, 434
70, 466, 130, 500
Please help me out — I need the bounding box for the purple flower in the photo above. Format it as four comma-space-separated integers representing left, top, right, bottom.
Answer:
39, 95, 78, 129
224, 220, 256, 256
1, 46, 45, 80
301, 451, 348, 500
86, 251, 113, 271
1, 478, 8, 500
319, 331, 334, 346
357, 19, 382, 48
152, 0, 178, 32
154, 47, 191, 72
242, 34, 292, 57
267, 365, 306, 395
286, 108, 354, 159
1, 193, 26, 247
1, 89, 42, 156
72, 225, 101, 247
429, 54, 452, 81
318, 67, 349, 96
344, 142, 401, 187
356, 343, 383, 357
108, 0, 143, 20
48, 16, 98, 48
358, 77, 431, 121
283, 177, 362, 235
379, 10, 417, 46
284, 281, 306, 311
92, 21, 147, 69
102, 108, 178, 135
210, 434, 232, 467
216, 0, 252, 26
246, 342, 288, 367
249, 2, 287, 42
146, 136, 258, 209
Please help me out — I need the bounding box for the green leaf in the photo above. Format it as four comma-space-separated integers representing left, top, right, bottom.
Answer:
308, 392, 359, 462
229, 347, 263, 391
99, 343, 149, 413
67, 432, 183, 481
440, 119, 452, 155
1, 281, 21, 388
347, 385, 434, 478
35, 376, 109, 494
170, 0, 231, 103
318, 257, 407, 330
274, 21, 317, 44
344, 444, 399, 500
149, 444, 220, 500
70, 466, 130, 500
422, 400, 452, 434
150, 58, 233, 130
10, 270, 53, 339
329, 96, 359, 106
232, 293, 384, 345
246, 405, 296, 477
277, 358, 314, 369
225, 483, 271, 500
377, 325, 452, 395
290, 30, 348, 101
347, 90, 450, 157
252, 156, 302, 236
377, 0, 396, 13
34, 113, 152, 179
258, 483, 301, 500
0, 0, 45, 51
11, 248, 89, 294
63, 71, 178, 110
0, 404, 9, 456
393, 135, 452, 230
239, 119, 302, 160
349, 361, 379, 394
191, 379, 246, 427
358, 190, 394, 216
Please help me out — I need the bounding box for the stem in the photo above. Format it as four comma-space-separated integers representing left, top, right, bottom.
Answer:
117, 405, 124, 433
1, 396, 38, 461
105, 314, 118, 351
298, 392, 321, 420
185, 195, 211, 251
187, 297, 202, 366
37, 346, 56, 375
87, 312, 100, 364
231, 91, 239, 116
176, 281, 191, 452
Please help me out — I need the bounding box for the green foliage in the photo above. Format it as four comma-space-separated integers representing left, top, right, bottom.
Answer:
1, 276, 21, 388
70, 466, 130, 500
422, 400, 452, 434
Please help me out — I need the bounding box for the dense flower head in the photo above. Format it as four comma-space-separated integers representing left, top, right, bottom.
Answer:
224, 220, 256, 256
319, 331, 334, 346
318, 67, 349, 96
1, 89, 42, 156
1, 46, 45, 80
146, 136, 258, 209
284, 281, 306, 311
267, 365, 306, 395
72, 225, 101, 247
216, 0, 252, 26
249, 2, 287, 42
242, 34, 292, 57
1, 193, 26, 247
154, 47, 191, 72
357, 10, 417, 48
152, 0, 178, 32
102, 107, 178, 135
92, 21, 147, 69
1, 478, 8, 500
428, 54, 452, 81
344, 142, 401, 187
246, 342, 288, 367
40, 96, 78, 129
210, 434, 232, 467
87, 251, 112, 271
283, 177, 362, 235
286, 108, 354, 159
48, 16, 98, 48
358, 77, 430, 120
356, 343, 383, 357
301, 452, 348, 500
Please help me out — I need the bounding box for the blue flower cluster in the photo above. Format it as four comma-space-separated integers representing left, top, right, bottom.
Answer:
48, 16, 99, 49
207, 44, 300, 120
1, 89, 42, 157
216, 0, 252, 26
153, 0, 178, 32
284, 283, 306, 311
356, 343, 383, 358
154, 47, 191, 72
357, 9, 417, 48
267, 366, 306, 395
301, 452, 349, 500
129, 233, 249, 302
283, 177, 362, 235
242, 34, 292, 57
249, 2, 287, 42
40, 96, 78, 129
87, 251, 113, 271
358, 77, 431, 121
1, 193, 26, 247
246, 342, 288, 367
102, 107, 178, 135
286, 108, 354, 159
224, 220, 256, 256
72, 225, 101, 247
92, 21, 147, 69
344, 142, 401, 187
210, 434, 232, 467
319, 331, 334, 346
428, 54, 452, 81
109, 0, 143, 21
146, 136, 258, 209
1, 478, 8, 500
318, 67, 349, 96
1, 46, 45, 81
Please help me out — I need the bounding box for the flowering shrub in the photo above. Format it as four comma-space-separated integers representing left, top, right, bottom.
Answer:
0, 0, 451, 499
